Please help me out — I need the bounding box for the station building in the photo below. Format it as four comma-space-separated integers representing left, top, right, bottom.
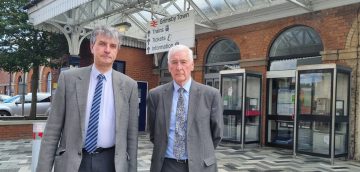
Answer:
2, 0, 360, 161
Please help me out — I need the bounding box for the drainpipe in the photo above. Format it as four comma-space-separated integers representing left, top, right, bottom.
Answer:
354, 6, 360, 160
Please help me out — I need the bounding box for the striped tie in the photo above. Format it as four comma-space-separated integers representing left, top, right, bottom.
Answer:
85, 74, 105, 153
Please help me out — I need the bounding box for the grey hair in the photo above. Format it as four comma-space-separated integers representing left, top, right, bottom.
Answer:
90, 26, 122, 49
167, 44, 193, 63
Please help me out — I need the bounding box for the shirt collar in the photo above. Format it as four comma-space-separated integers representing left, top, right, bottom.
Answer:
91, 65, 112, 81
173, 78, 192, 93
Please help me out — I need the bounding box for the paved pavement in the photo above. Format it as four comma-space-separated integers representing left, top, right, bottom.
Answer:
1, 133, 360, 172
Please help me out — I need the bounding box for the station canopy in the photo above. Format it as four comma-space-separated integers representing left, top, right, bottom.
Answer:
26, 0, 359, 48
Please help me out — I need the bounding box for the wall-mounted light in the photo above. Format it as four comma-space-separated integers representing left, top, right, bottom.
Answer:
114, 22, 132, 32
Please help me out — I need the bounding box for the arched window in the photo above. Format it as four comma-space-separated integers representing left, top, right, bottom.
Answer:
17, 76, 22, 94
159, 53, 172, 85
205, 39, 240, 89
28, 74, 32, 93
269, 26, 323, 71
46, 73, 52, 93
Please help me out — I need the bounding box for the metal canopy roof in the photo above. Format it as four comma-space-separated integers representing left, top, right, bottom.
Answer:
26, 0, 360, 52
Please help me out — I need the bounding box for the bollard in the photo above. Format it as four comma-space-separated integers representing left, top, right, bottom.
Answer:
31, 122, 46, 172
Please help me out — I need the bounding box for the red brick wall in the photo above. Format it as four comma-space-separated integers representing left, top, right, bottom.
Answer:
196, 4, 358, 63
26, 70, 33, 93
40, 67, 52, 92
0, 71, 10, 94
79, 39, 159, 90
0, 124, 32, 140
117, 46, 158, 90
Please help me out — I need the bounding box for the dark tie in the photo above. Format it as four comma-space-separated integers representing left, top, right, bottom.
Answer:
85, 74, 105, 153
174, 88, 186, 159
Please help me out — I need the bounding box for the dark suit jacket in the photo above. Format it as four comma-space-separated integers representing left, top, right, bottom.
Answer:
36, 65, 138, 172
147, 80, 223, 172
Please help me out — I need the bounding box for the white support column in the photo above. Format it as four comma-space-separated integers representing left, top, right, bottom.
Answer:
64, 25, 89, 56
46, 22, 91, 57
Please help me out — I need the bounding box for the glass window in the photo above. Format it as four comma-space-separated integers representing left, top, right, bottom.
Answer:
299, 72, 332, 115
336, 72, 349, 116
164, 4, 181, 15
270, 26, 323, 57
269, 77, 295, 116
112, 60, 125, 73
298, 121, 330, 155
46, 73, 51, 93
131, 13, 147, 24
222, 75, 243, 110
269, 26, 323, 71
205, 39, 240, 89
268, 120, 293, 146
269, 56, 321, 71
3, 95, 20, 103
297, 121, 314, 152
334, 122, 348, 155
223, 115, 241, 141
207, 39, 240, 64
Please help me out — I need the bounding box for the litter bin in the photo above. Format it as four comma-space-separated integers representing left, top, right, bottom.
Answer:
31, 122, 46, 172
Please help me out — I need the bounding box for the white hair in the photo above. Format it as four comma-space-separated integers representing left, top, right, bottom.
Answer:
167, 44, 193, 63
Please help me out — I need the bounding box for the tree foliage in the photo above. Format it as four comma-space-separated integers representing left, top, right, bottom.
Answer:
0, 0, 68, 119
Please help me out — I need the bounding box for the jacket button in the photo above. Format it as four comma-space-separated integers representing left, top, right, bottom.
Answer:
78, 151, 82, 156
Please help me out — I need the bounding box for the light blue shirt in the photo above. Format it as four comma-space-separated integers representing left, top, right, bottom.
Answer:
84, 65, 115, 148
165, 78, 191, 160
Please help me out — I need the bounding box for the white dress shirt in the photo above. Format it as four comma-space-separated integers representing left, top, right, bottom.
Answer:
84, 65, 116, 148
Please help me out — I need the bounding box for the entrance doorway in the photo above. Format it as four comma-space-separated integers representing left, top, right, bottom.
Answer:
137, 81, 148, 131
266, 71, 296, 148
266, 25, 324, 149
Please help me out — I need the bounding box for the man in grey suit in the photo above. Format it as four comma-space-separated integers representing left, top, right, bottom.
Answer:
36, 26, 138, 172
147, 44, 223, 172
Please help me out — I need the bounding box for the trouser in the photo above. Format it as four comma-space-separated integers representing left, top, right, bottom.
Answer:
79, 146, 115, 172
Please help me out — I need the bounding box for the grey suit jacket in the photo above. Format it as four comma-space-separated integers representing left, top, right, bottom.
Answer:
147, 80, 223, 172
36, 65, 138, 172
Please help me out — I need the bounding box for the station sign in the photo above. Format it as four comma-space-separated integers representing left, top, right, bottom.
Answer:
146, 11, 195, 54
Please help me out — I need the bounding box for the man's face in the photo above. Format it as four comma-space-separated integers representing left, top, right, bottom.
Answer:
168, 50, 194, 86
91, 34, 119, 69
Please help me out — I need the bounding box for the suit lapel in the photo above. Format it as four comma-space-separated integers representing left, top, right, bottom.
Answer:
163, 82, 173, 136
75, 66, 91, 139
187, 81, 199, 135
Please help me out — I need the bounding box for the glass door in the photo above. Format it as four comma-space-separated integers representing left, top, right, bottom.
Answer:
266, 77, 295, 148
296, 70, 333, 156
333, 71, 350, 157
221, 74, 243, 142
244, 74, 262, 143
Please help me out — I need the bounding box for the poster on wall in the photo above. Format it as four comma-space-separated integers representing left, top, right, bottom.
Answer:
277, 89, 295, 115
300, 87, 312, 114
